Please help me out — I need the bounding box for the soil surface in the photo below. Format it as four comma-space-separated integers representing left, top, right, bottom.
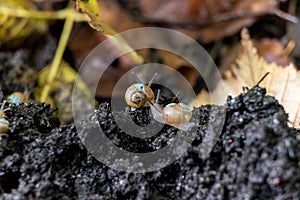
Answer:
0, 52, 299, 200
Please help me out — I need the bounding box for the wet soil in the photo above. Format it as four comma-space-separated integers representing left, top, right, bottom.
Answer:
0, 50, 300, 199
1, 50, 300, 199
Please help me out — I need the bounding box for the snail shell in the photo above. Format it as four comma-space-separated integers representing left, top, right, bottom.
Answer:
0, 118, 9, 134
7, 92, 28, 104
125, 84, 154, 108
0, 102, 9, 135
162, 103, 192, 124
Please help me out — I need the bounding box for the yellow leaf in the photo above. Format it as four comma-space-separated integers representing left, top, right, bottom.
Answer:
35, 61, 95, 124
191, 28, 300, 128
75, 0, 103, 31
0, 0, 47, 47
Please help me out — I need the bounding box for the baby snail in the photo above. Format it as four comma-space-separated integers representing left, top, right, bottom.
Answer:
149, 90, 196, 131
7, 91, 29, 104
162, 103, 192, 125
125, 73, 157, 108
124, 73, 195, 131
125, 84, 154, 108
0, 102, 9, 141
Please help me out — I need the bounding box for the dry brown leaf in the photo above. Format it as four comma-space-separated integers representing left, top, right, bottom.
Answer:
102, 0, 296, 43
190, 28, 300, 128
137, 0, 279, 25
221, 38, 291, 73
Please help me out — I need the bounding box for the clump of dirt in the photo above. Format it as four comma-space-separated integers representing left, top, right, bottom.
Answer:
0, 83, 299, 199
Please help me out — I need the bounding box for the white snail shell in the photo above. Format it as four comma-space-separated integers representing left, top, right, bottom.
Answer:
162, 103, 192, 124
125, 84, 154, 108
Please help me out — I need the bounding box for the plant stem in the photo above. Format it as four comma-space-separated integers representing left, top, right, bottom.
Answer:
40, 13, 74, 102
0, 7, 88, 22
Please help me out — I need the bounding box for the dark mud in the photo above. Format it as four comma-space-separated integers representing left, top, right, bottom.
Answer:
0, 76, 299, 199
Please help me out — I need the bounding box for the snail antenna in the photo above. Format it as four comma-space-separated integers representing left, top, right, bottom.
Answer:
148, 73, 158, 87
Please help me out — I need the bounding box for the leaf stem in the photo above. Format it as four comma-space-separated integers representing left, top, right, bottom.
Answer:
40, 13, 74, 102
0, 7, 88, 22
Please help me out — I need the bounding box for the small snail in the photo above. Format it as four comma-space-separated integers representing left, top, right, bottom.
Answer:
125, 72, 157, 108
7, 91, 29, 104
149, 90, 195, 131
125, 73, 196, 131
0, 102, 9, 140
162, 103, 192, 124
125, 84, 155, 108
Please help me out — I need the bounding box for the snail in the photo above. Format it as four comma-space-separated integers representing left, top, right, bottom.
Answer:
7, 90, 29, 104
150, 103, 195, 131
0, 102, 9, 141
125, 73, 196, 131
125, 84, 154, 108
162, 103, 192, 124
125, 72, 157, 108
149, 90, 196, 131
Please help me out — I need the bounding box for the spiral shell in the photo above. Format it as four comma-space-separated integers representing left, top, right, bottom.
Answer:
162, 103, 192, 124
125, 84, 154, 108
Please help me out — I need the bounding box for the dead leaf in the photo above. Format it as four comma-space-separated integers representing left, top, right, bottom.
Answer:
0, 0, 47, 48
137, 0, 278, 25
190, 28, 300, 128
75, 0, 103, 31
101, 0, 296, 43
221, 38, 291, 73
254, 39, 291, 66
